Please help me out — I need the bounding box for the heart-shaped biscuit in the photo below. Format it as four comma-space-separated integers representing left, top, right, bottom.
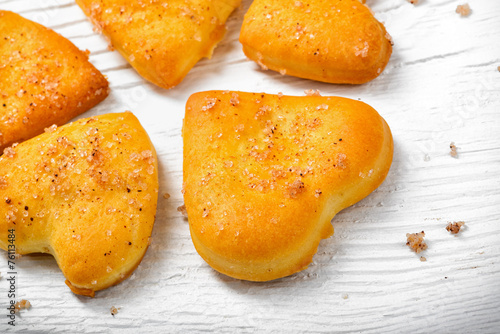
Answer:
240, 0, 393, 84
0, 10, 109, 151
0, 112, 158, 296
76, 0, 241, 89
183, 91, 393, 281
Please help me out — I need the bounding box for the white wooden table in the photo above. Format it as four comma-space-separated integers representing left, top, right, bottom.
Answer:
1, 0, 499, 332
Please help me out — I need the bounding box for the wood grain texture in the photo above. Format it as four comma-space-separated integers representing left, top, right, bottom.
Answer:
0, 0, 499, 333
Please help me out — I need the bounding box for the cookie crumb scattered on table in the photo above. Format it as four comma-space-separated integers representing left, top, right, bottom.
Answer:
177, 204, 188, 217
14, 300, 31, 313
406, 231, 427, 253
456, 4, 471, 17
450, 142, 458, 158
446, 221, 465, 234
110, 306, 119, 316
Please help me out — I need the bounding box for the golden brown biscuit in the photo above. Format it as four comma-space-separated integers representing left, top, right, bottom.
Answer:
183, 91, 393, 281
240, 0, 393, 84
0, 112, 158, 297
75, 0, 241, 89
0, 10, 109, 152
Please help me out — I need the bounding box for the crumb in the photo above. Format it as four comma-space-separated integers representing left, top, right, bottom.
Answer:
304, 89, 321, 96
14, 300, 31, 313
407, 0, 419, 4
420, 256, 427, 262
456, 4, 471, 17
497, 66, 500, 72
177, 204, 188, 217
406, 231, 427, 253
163, 193, 170, 199
342, 293, 349, 299
450, 142, 458, 158
446, 221, 465, 234
110, 306, 120, 316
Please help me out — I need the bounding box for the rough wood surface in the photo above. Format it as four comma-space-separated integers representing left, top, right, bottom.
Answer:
0, 0, 499, 332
